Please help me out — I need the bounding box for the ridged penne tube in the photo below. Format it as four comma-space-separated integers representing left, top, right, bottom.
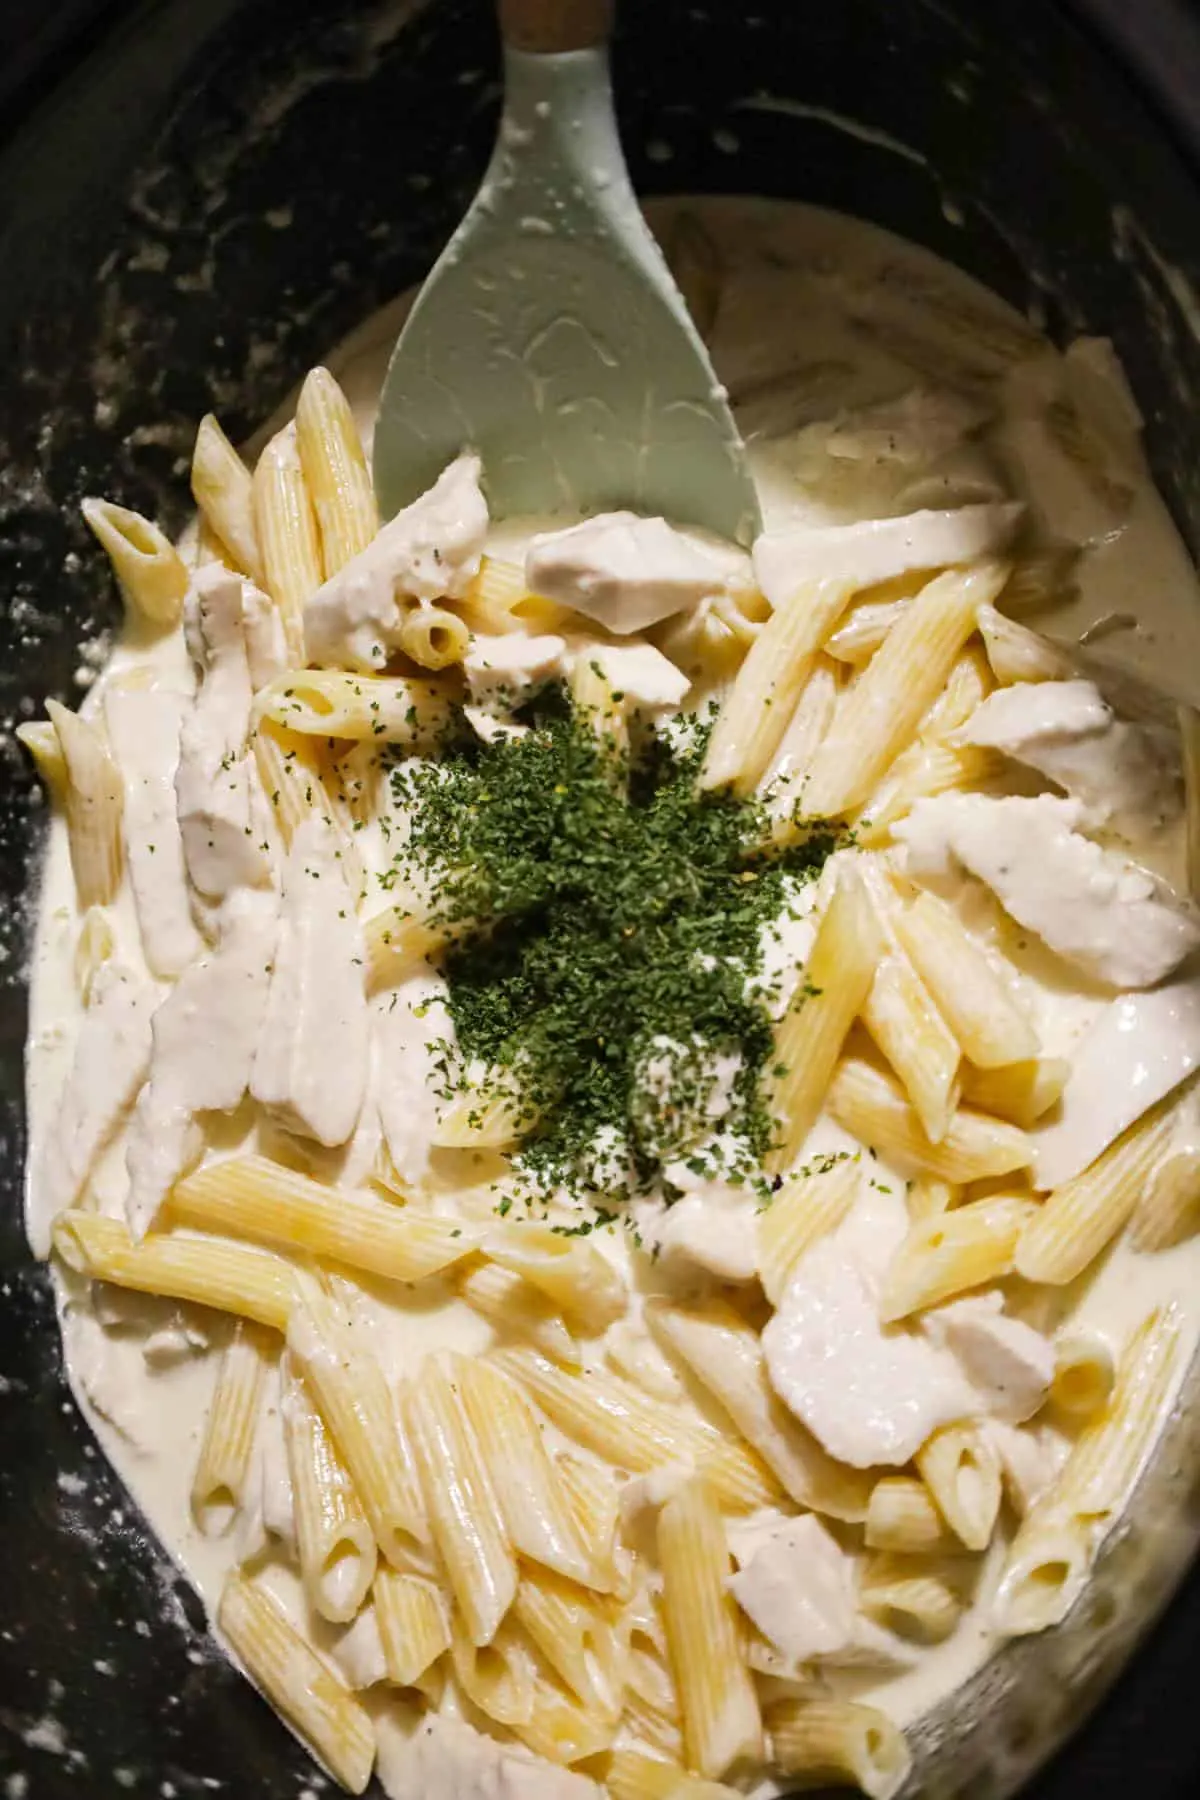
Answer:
398, 603, 471, 671
45, 700, 124, 908
170, 1155, 482, 1284
449, 1615, 537, 1726
757, 1154, 861, 1305
961, 1056, 1071, 1128
282, 1360, 377, 1624
191, 414, 262, 582
458, 556, 575, 635
879, 1195, 1037, 1321
372, 1567, 449, 1687
854, 741, 999, 846
864, 1475, 954, 1554
1016, 1100, 1176, 1283
861, 951, 961, 1144
1050, 1332, 1115, 1419
1181, 702, 1200, 902
253, 718, 333, 844
556, 1454, 622, 1593
916, 1423, 1002, 1550
977, 602, 1075, 684
859, 1555, 964, 1644
513, 1671, 618, 1765
434, 1085, 535, 1150
491, 1348, 778, 1512
287, 1287, 430, 1573
701, 576, 856, 793
658, 1480, 763, 1778
994, 1306, 1183, 1634
218, 1573, 375, 1793
825, 595, 910, 665
81, 496, 189, 627
73, 905, 117, 1005
646, 1297, 872, 1520
255, 670, 453, 746
906, 1174, 958, 1220
52, 1213, 297, 1332
760, 654, 840, 807
16, 719, 68, 801
767, 1698, 912, 1800
919, 643, 994, 740
191, 1322, 270, 1536
800, 562, 1009, 819
622, 1591, 683, 1759
456, 1259, 580, 1368
484, 1221, 626, 1333
606, 1750, 743, 1800
451, 1354, 599, 1588
513, 1566, 623, 1717
894, 888, 1038, 1069
828, 1056, 1034, 1183
364, 899, 457, 991
295, 366, 378, 575
1131, 1143, 1200, 1252
404, 1356, 517, 1646
569, 654, 630, 777
768, 864, 884, 1174
253, 422, 323, 657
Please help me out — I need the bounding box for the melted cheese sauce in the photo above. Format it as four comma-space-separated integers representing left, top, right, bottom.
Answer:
24, 196, 1200, 1789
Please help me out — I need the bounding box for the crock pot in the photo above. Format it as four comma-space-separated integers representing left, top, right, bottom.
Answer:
3, 2, 1200, 1795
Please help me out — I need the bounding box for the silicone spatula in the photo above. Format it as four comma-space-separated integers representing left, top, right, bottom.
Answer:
372, 0, 761, 545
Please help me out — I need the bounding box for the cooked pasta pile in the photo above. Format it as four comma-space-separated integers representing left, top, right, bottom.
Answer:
24, 205, 1200, 1800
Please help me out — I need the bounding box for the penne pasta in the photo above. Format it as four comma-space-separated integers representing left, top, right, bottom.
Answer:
192, 1321, 270, 1537
191, 413, 262, 583
861, 950, 961, 1144
287, 1285, 430, 1573
658, 1479, 763, 1778
854, 740, 999, 847
555, 1453, 624, 1595
828, 1056, 1034, 1183
281, 1357, 377, 1624
757, 1153, 861, 1305
372, 1567, 449, 1688
768, 863, 884, 1174
364, 897, 458, 990
295, 366, 378, 575
646, 1297, 872, 1520
766, 1698, 912, 1800
458, 556, 574, 635
961, 1056, 1071, 1128
512, 1669, 617, 1765
449, 1614, 537, 1726
606, 1749, 743, 1800
858, 1557, 964, 1646
622, 1589, 684, 1760
799, 561, 1009, 819
879, 1195, 1037, 1321
569, 655, 630, 775
1050, 1332, 1115, 1420
919, 643, 994, 740
45, 700, 124, 908
253, 422, 323, 658
404, 1355, 517, 1646
456, 1258, 580, 1368
73, 904, 117, 1005
484, 1221, 626, 1333
512, 1565, 623, 1717
52, 1212, 297, 1332
916, 1422, 1002, 1551
451, 1353, 600, 1588
492, 1347, 779, 1513
701, 577, 856, 793
994, 1305, 1183, 1634
170, 1155, 482, 1284
906, 1174, 958, 1220
894, 887, 1039, 1070
976, 602, 1075, 685
255, 670, 453, 746
865, 1475, 955, 1554
1131, 1142, 1200, 1252
16, 718, 68, 802
81, 495, 189, 627
1016, 1100, 1176, 1284
398, 603, 471, 671
218, 1572, 375, 1793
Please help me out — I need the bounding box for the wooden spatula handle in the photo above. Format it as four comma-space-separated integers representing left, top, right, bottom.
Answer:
499, 0, 613, 52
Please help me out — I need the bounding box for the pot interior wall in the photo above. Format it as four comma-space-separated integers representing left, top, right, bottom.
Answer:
3, 1, 1200, 1795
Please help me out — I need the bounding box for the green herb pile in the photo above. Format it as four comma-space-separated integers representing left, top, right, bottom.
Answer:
388, 690, 837, 1206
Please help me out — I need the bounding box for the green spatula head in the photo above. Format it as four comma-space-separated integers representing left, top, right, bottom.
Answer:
373, 0, 761, 547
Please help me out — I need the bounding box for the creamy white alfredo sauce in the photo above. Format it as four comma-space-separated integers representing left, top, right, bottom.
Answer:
24, 197, 1200, 1796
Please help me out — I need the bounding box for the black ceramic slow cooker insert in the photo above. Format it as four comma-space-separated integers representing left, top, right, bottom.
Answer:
3, 1, 1200, 1795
